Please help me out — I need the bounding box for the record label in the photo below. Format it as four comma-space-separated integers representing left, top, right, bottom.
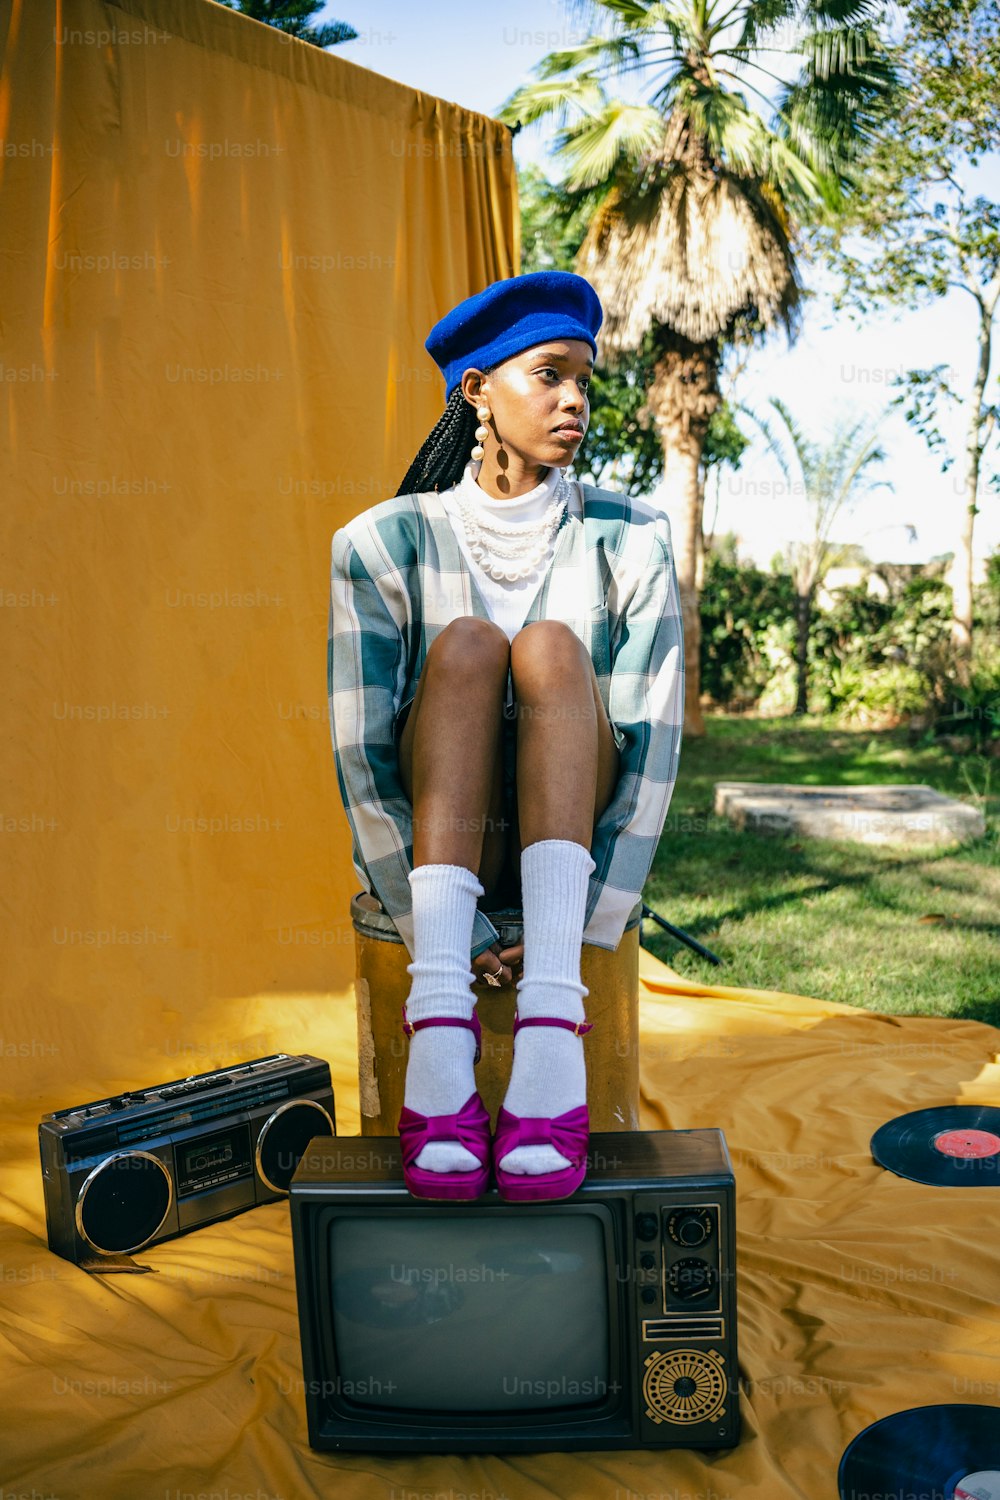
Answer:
871, 1107, 1000, 1186
953, 1472, 1000, 1500
934, 1131, 1000, 1160
839, 1405, 1000, 1500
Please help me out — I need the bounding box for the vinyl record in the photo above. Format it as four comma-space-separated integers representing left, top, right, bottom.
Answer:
871, 1106, 1000, 1186
839, 1404, 1000, 1500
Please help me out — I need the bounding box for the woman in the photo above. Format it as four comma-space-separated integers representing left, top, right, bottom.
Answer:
328, 270, 684, 1204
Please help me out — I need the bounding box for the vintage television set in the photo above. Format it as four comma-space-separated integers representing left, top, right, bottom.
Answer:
288, 1128, 739, 1453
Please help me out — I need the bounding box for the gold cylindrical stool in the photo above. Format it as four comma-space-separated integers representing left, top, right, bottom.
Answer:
352, 891, 641, 1136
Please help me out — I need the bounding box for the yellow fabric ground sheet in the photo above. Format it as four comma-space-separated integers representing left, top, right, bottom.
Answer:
2, 950, 999, 1499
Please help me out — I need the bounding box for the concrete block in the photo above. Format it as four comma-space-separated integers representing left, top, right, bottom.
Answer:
713, 782, 985, 846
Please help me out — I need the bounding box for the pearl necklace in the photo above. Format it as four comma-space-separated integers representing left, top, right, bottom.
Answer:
454, 470, 570, 583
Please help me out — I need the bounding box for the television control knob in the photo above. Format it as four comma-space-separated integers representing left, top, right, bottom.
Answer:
667, 1208, 713, 1247
635, 1212, 659, 1242
667, 1257, 717, 1302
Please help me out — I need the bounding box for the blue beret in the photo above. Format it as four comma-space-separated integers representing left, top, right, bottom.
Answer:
425, 270, 603, 401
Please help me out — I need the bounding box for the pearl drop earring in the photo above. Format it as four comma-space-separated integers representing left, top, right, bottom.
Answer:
471, 403, 490, 463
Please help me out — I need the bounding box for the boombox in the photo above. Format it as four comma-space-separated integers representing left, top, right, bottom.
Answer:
39, 1053, 336, 1265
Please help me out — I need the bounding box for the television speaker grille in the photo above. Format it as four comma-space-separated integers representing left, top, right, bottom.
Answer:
642, 1348, 728, 1425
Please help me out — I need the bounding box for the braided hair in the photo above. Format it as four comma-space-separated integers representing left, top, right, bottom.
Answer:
394, 365, 497, 498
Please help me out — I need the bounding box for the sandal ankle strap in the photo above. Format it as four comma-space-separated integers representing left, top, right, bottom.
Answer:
401, 1005, 482, 1064
512, 1012, 593, 1038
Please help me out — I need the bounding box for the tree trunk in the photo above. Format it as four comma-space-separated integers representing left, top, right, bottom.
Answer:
951, 463, 976, 686
643, 335, 721, 739
664, 440, 706, 736
951, 286, 997, 683
793, 590, 812, 716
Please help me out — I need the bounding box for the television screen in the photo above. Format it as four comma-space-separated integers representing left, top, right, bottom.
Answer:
327, 1208, 613, 1413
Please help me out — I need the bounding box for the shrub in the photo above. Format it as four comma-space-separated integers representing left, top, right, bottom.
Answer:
753, 620, 799, 717
807, 577, 952, 725
699, 553, 797, 708
823, 657, 930, 727
930, 638, 1000, 751
696, 547, 998, 728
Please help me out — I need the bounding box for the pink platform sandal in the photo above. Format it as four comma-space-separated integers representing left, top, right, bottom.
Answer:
397, 1006, 491, 1202
493, 1013, 594, 1204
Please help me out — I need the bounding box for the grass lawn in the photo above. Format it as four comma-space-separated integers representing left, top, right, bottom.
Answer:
643, 713, 1000, 1027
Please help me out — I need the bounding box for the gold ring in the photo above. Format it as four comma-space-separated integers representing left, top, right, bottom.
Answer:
483, 965, 504, 987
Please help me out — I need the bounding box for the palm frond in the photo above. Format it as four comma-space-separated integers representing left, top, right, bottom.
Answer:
497, 72, 608, 130
802, 0, 887, 25
684, 88, 771, 176
764, 130, 830, 211
600, 0, 661, 24
735, 399, 798, 489
535, 33, 644, 82
768, 395, 818, 472
776, 23, 900, 170
734, 0, 799, 55
555, 102, 670, 191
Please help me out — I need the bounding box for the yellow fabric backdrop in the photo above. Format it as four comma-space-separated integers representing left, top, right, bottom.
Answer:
1, 0, 517, 1103
2, 2, 999, 1496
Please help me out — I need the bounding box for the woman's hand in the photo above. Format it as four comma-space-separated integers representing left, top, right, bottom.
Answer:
471, 942, 524, 988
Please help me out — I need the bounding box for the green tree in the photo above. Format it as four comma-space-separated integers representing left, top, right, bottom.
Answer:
213, 0, 358, 48
497, 0, 898, 735
805, 0, 1000, 681
739, 397, 894, 713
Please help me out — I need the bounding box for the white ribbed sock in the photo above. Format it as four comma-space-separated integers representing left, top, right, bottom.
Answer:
403, 863, 484, 1174
499, 838, 596, 1176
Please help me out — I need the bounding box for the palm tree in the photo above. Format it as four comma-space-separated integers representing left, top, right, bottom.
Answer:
740, 397, 894, 713
497, 0, 898, 735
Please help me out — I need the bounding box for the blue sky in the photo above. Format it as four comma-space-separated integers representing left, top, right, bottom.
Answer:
328, 1, 999, 572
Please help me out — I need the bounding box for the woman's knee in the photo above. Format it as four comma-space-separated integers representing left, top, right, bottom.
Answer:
511, 620, 591, 684
512, 619, 587, 661
425, 616, 510, 680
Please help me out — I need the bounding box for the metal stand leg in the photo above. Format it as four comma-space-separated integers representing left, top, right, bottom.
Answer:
639, 903, 723, 967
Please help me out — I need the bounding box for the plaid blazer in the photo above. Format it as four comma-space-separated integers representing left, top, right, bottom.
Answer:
328, 481, 685, 961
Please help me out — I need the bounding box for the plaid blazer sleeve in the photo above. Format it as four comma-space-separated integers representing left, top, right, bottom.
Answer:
584, 507, 685, 950
328, 527, 501, 963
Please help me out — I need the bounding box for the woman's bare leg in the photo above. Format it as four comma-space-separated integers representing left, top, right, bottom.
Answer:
501, 620, 622, 1177
396, 617, 512, 1176
509, 621, 620, 847
399, 616, 510, 891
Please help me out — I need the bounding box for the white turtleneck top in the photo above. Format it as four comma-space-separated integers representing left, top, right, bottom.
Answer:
439, 458, 583, 645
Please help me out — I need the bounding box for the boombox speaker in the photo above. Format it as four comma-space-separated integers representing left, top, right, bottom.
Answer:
39, 1053, 335, 1267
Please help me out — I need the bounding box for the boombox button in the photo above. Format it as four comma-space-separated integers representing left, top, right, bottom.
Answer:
640, 1252, 655, 1270
641, 1287, 657, 1305
635, 1212, 658, 1241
